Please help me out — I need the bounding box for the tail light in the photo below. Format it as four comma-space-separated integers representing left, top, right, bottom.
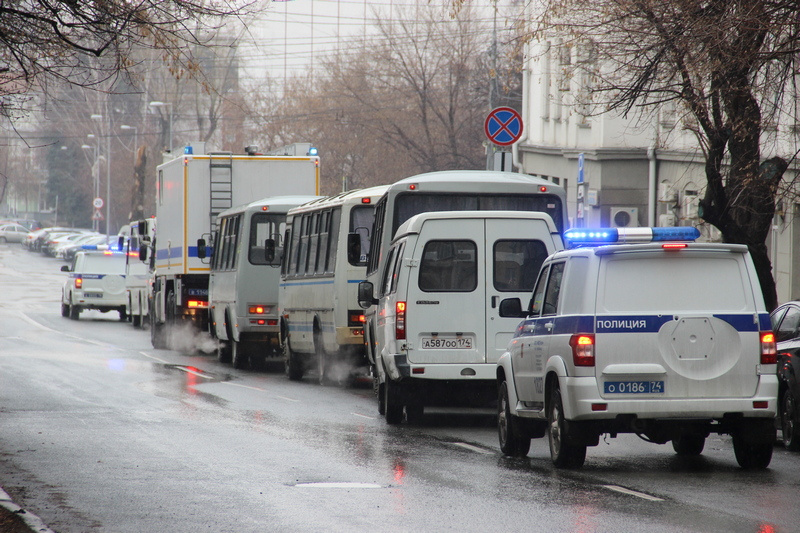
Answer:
348, 310, 365, 327
760, 332, 777, 364
74, 276, 82, 289
396, 301, 406, 340
570, 333, 595, 367
248, 305, 269, 315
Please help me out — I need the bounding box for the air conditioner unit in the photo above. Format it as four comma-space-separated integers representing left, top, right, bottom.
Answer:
610, 207, 639, 228
659, 213, 676, 227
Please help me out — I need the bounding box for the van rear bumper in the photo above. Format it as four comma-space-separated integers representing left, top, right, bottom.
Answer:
386, 353, 495, 381
561, 375, 779, 421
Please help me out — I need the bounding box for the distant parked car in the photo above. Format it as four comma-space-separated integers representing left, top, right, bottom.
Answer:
61, 234, 113, 262
0, 223, 31, 244
770, 301, 800, 450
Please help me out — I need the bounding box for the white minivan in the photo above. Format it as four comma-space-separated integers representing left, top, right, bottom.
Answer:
358, 210, 564, 424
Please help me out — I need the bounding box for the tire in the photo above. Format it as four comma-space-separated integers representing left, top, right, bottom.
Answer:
217, 341, 232, 364
781, 390, 800, 451
547, 385, 586, 468
498, 380, 531, 457
132, 313, 141, 328
384, 378, 403, 425
733, 434, 773, 469
61, 302, 69, 318
231, 340, 249, 370
69, 303, 80, 321
377, 381, 386, 415
151, 321, 167, 349
314, 322, 329, 385
672, 433, 706, 456
118, 308, 127, 321
165, 291, 176, 349
405, 404, 424, 424
283, 326, 304, 381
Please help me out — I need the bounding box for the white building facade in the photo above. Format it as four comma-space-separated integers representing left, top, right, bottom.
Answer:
514, 37, 800, 305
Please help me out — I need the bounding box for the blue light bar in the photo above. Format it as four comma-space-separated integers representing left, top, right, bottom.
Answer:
564, 227, 700, 247
307, 147, 318, 156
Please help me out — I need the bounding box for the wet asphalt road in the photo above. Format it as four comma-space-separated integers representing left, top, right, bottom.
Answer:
0, 244, 798, 532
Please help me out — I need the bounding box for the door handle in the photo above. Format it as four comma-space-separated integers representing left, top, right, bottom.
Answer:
544, 322, 554, 331
491, 296, 498, 308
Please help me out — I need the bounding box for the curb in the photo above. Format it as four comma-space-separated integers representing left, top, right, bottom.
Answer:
0, 488, 56, 533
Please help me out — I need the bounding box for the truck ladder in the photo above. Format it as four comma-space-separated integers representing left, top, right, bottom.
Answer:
208, 152, 233, 231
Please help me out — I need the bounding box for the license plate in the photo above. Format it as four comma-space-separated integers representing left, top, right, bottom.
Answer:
604, 380, 664, 394
84, 292, 102, 298
421, 336, 473, 349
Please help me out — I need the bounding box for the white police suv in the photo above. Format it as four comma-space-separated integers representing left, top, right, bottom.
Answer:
496, 227, 778, 469
61, 250, 128, 321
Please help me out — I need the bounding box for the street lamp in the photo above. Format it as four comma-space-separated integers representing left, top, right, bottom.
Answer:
120, 124, 138, 166
84, 135, 101, 232
149, 101, 173, 154
91, 113, 112, 236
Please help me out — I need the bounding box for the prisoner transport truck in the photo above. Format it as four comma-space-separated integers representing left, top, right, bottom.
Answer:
149, 144, 319, 349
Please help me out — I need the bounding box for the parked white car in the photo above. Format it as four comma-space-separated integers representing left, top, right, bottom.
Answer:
0, 223, 30, 244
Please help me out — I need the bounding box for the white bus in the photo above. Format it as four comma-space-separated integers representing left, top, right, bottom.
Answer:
359, 170, 568, 411
279, 185, 389, 383
209, 195, 322, 369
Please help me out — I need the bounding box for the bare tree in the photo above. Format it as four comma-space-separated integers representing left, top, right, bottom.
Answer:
482, 0, 800, 311
0, 0, 261, 120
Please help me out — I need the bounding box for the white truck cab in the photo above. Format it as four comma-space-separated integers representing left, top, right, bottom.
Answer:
497, 227, 778, 469
358, 210, 564, 424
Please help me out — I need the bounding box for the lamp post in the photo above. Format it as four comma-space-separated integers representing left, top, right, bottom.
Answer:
91, 113, 112, 236
149, 101, 173, 154
120, 124, 138, 165
84, 136, 100, 232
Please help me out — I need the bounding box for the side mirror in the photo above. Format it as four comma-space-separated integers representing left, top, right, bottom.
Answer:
358, 281, 378, 309
197, 238, 206, 259
264, 238, 276, 263
139, 245, 149, 262
60, 265, 70, 272
499, 298, 525, 318
347, 233, 363, 265
118, 236, 125, 250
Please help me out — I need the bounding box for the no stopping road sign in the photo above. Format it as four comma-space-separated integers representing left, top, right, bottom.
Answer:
484, 107, 523, 146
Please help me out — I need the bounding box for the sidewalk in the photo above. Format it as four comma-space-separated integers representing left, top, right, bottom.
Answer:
0, 488, 55, 533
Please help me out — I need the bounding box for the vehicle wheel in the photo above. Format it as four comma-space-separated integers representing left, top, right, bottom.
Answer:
118, 307, 127, 321
314, 322, 329, 385
384, 378, 403, 425
231, 340, 249, 370
69, 303, 80, 321
132, 313, 141, 328
547, 385, 586, 468
284, 328, 304, 381
733, 434, 773, 469
0, 237, 6, 243
151, 321, 167, 349
165, 291, 176, 348
498, 380, 531, 457
672, 433, 705, 456
61, 302, 69, 318
405, 404, 424, 424
377, 381, 386, 415
217, 341, 232, 364
781, 390, 800, 451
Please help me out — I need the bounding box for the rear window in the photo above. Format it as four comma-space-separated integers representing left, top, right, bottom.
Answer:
598, 254, 749, 313
81, 254, 127, 275
418, 240, 477, 292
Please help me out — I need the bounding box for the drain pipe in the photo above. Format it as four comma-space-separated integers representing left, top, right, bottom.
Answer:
513, 48, 532, 172
647, 144, 657, 226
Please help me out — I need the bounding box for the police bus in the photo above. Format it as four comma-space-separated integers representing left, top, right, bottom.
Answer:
359, 170, 568, 409
279, 185, 389, 383
209, 195, 322, 369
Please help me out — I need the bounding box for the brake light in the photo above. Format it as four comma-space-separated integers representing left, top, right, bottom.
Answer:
760, 332, 777, 364
662, 243, 688, 250
187, 300, 208, 309
396, 301, 406, 340
570, 334, 595, 367
249, 305, 267, 315
348, 310, 366, 327
74, 276, 82, 289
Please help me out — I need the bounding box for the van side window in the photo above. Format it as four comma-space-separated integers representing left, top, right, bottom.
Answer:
530, 265, 550, 315
493, 239, 549, 292
380, 246, 399, 297
542, 262, 565, 315
389, 243, 404, 294
419, 240, 477, 292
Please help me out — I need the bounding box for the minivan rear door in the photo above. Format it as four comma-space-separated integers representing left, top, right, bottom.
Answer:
405, 218, 486, 364
485, 218, 553, 364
